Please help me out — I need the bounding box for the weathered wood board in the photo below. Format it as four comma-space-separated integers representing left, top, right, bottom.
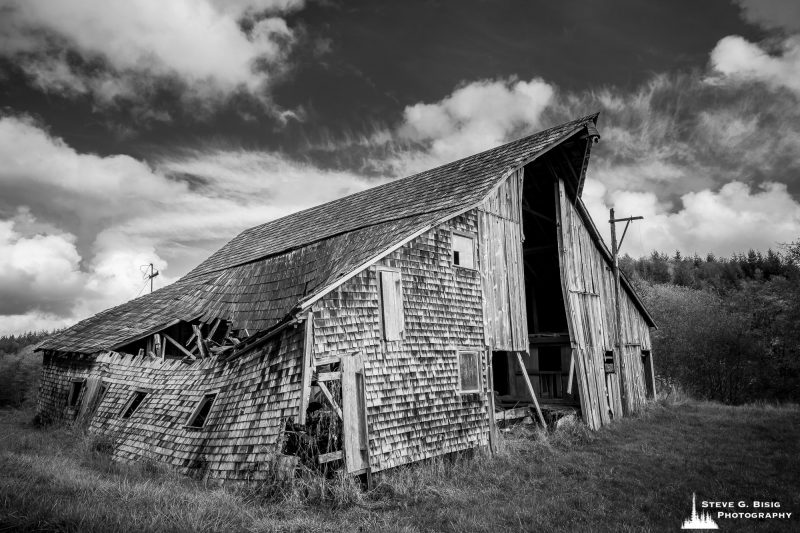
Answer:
555, 178, 653, 428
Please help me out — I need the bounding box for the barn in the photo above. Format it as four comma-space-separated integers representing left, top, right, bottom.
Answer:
35, 113, 656, 482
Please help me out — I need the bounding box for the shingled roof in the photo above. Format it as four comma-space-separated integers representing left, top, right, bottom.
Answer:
39, 114, 601, 354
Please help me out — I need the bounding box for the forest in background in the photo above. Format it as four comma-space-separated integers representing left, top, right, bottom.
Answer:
623, 241, 800, 404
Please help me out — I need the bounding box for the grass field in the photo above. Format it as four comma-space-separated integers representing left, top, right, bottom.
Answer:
0, 396, 797, 532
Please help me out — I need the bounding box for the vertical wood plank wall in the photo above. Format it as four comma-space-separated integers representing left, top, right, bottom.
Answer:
478, 168, 528, 352
36, 328, 304, 482
555, 178, 653, 429
313, 212, 489, 473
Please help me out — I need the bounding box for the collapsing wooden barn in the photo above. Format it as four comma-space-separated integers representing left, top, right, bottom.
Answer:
36, 113, 656, 482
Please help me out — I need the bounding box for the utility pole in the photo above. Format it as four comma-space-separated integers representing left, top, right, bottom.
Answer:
609, 208, 643, 416
146, 263, 159, 293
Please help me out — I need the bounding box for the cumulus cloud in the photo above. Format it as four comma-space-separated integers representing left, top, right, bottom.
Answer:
0, 0, 304, 114
384, 77, 555, 174
709, 35, 800, 94
0, 115, 373, 334
0, 212, 84, 316
583, 179, 800, 258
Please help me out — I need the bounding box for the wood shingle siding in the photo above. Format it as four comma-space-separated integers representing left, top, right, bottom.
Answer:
37, 327, 303, 482
313, 213, 489, 472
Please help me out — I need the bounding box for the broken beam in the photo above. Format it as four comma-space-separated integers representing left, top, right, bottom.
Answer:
163, 333, 196, 360
192, 325, 207, 358
317, 382, 343, 419
207, 318, 222, 342
515, 352, 546, 426
314, 355, 341, 367
317, 450, 343, 464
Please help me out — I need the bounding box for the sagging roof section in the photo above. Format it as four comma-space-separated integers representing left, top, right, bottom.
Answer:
40, 114, 613, 355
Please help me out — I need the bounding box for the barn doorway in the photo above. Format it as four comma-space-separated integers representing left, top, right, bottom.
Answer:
641, 350, 655, 399
518, 163, 578, 408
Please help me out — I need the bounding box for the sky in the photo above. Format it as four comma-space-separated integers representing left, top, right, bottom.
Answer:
0, 0, 799, 335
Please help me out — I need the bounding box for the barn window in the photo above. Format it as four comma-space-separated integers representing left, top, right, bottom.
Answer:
185, 393, 217, 429
452, 233, 475, 269
604, 350, 616, 374
67, 379, 85, 407
119, 390, 148, 419
458, 351, 481, 393
379, 269, 404, 341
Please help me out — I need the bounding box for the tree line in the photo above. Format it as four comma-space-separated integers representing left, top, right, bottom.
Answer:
0, 331, 55, 358
622, 242, 800, 404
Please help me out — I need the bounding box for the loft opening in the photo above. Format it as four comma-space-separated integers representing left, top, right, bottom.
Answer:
115, 318, 232, 359
492, 138, 590, 411
451, 232, 476, 269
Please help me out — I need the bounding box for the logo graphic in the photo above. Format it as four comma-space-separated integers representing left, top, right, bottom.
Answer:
682, 493, 719, 530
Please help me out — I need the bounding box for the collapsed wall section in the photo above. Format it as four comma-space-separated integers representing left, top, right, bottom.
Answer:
36, 326, 303, 482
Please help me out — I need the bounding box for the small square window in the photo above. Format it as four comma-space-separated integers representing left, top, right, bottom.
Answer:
120, 390, 148, 419
185, 393, 217, 429
452, 234, 475, 269
458, 351, 481, 393
604, 350, 616, 374
67, 379, 85, 407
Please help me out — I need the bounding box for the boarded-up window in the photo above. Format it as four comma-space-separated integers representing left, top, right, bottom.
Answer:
452, 233, 475, 269
186, 393, 217, 428
120, 390, 147, 419
379, 270, 404, 341
458, 351, 481, 393
67, 379, 84, 407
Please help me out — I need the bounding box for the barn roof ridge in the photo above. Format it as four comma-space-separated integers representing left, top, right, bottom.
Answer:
183, 113, 599, 279
38, 113, 604, 355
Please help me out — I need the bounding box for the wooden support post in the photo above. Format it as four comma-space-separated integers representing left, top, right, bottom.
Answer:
317, 382, 343, 420
298, 312, 314, 425
515, 352, 546, 426
185, 332, 197, 348
566, 350, 576, 395
207, 318, 221, 342
486, 348, 498, 455
357, 370, 372, 487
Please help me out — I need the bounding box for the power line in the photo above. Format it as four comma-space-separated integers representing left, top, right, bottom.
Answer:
135, 278, 150, 297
